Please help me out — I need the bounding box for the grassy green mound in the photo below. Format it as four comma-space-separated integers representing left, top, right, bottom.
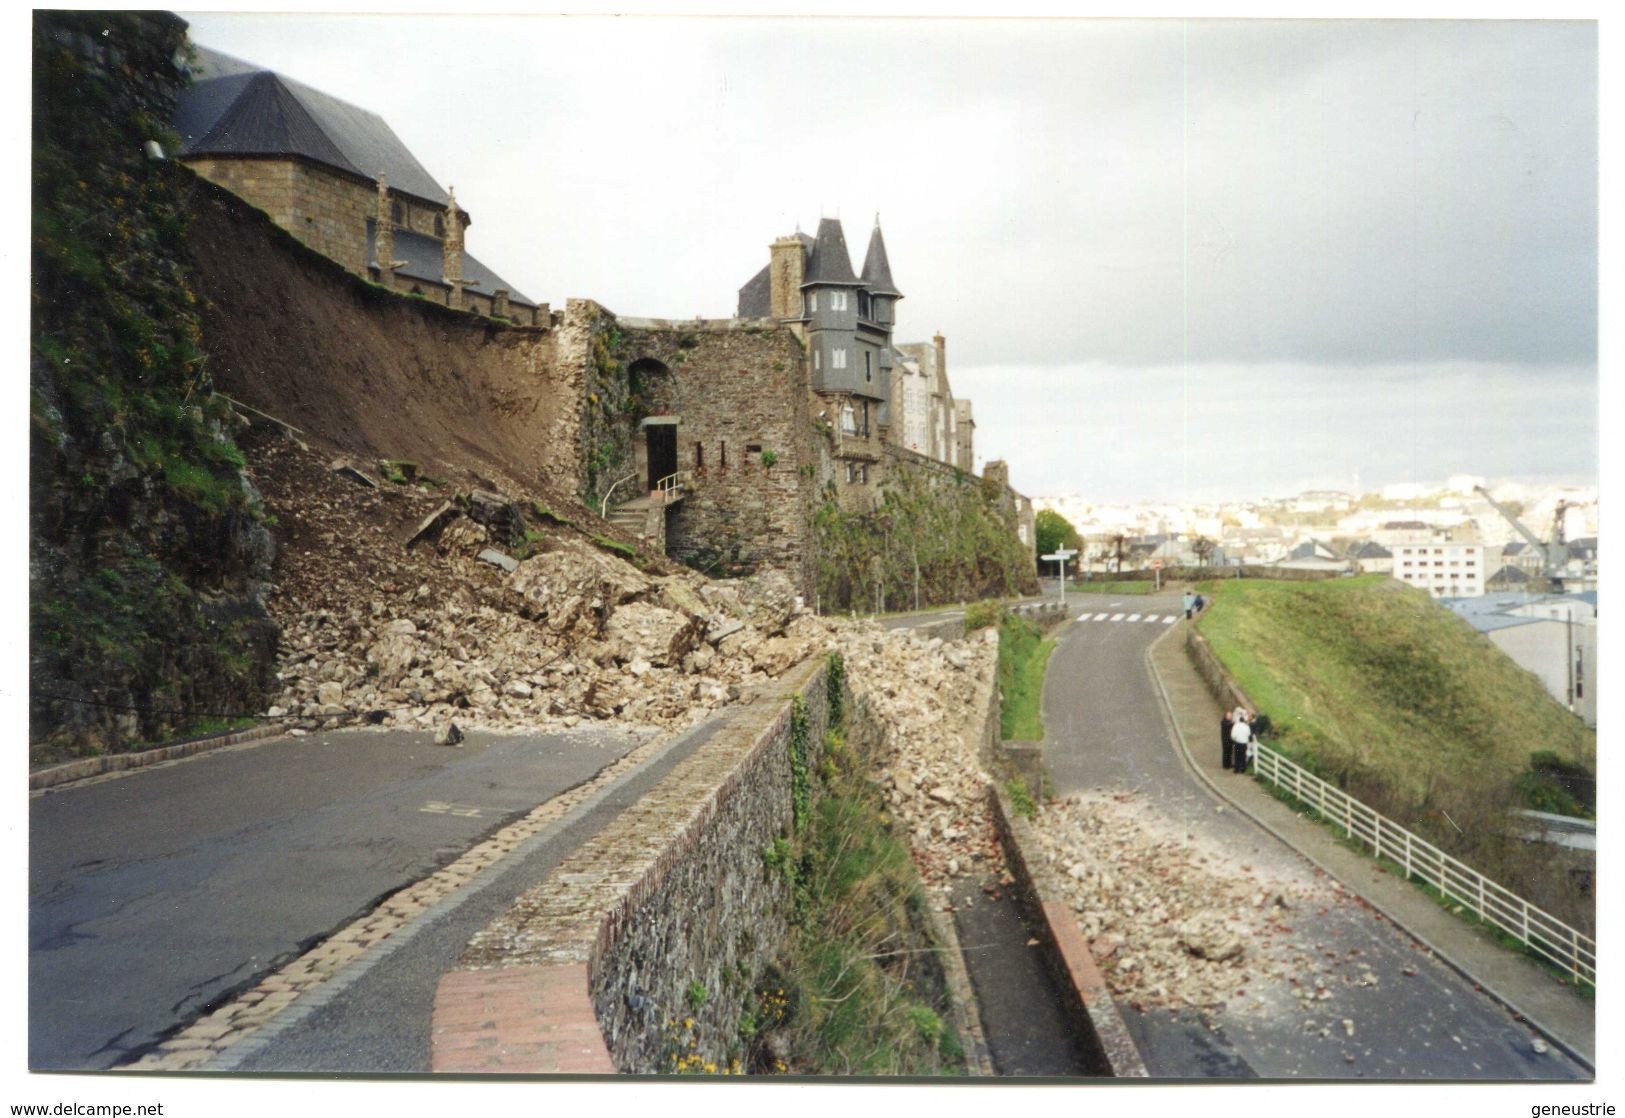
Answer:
1197, 575, 1595, 931
1198, 575, 1593, 805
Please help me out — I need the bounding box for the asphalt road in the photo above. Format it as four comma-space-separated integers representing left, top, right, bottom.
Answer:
1042, 591, 1585, 1080
27, 723, 672, 1071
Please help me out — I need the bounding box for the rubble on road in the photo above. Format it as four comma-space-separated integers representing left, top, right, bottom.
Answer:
1027, 789, 1343, 1012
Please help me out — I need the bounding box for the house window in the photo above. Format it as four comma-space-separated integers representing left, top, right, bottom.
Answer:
859, 292, 871, 318
865, 350, 873, 382
833, 348, 848, 370
694, 442, 704, 469
808, 292, 818, 313
434, 214, 445, 237
721, 441, 728, 469
832, 291, 848, 311
840, 404, 856, 434
814, 349, 822, 371
391, 200, 403, 225
845, 463, 856, 483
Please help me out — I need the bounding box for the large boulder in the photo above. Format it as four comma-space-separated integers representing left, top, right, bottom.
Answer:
602, 601, 701, 667
507, 536, 654, 634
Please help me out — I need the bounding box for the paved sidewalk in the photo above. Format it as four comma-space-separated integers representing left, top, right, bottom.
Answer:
1147, 620, 1596, 1071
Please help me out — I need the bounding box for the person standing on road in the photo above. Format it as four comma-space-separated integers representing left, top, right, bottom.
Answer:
1183, 590, 1196, 619
1221, 708, 1235, 770
1230, 709, 1252, 773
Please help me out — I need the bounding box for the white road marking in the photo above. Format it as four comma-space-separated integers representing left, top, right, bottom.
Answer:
1126, 614, 1142, 622
1144, 615, 1161, 623
1110, 613, 1126, 621
1094, 612, 1111, 621
420, 801, 483, 818
1162, 615, 1177, 624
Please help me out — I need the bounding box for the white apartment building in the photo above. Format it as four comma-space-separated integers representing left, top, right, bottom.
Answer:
1394, 539, 1486, 597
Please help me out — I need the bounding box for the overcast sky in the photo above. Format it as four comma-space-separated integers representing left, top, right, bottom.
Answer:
175, 13, 1599, 504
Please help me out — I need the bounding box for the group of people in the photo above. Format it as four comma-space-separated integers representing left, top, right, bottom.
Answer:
1220, 706, 1256, 773
1181, 590, 1207, 620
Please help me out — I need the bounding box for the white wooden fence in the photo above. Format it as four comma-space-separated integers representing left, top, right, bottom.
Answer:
1251, 743, 1595, 988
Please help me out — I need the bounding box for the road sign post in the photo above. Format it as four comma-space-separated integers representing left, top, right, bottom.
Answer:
1041, 548, 1078, 609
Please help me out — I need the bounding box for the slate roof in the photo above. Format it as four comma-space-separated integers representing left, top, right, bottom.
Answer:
1350, 540, 1392, 559
368, 222, 535, 308
803, 218, 863, 287
860, 223, 901, 297
1486, 565, 1532, 585
176, 47, 450, 207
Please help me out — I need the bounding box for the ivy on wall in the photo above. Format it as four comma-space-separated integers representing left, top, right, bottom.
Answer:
30, 13, 277, 758
812, 466, 1037, 612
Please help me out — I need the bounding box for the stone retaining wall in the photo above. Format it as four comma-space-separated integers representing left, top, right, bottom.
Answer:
1184, 623, 1257, 715
435, 657, 833, 1073
990, 786, 1148, 1077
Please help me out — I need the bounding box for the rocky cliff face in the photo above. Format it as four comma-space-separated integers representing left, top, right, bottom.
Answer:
30, 12, 277, 759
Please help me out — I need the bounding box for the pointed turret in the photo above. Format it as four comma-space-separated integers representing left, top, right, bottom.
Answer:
860, 219, 901, 298
803, 218, 862, 287
861, 218, 902, 327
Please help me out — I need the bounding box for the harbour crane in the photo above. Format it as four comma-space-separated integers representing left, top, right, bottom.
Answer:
1474, 485, 1571, 591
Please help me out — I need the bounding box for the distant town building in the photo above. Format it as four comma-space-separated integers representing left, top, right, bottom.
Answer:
1443, 592, 1597, 726
1393, 532, 1486, 598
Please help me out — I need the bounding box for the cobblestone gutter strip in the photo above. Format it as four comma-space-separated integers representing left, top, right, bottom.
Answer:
433, 659, 827, 1073
120, 723, 695, 1073
29, 723, 287, 791
991, 785, 1149, 1078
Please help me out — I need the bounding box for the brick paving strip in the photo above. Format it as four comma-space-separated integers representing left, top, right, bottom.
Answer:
119, 718, 708, 1073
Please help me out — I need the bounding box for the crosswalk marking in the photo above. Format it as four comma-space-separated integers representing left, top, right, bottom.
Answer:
1072, 611, 1182, 625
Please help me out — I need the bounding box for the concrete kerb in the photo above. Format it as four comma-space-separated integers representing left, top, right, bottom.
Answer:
1143, 619, 1595, 1074
30, 722, 289, 791
989, 783, 1148, 1078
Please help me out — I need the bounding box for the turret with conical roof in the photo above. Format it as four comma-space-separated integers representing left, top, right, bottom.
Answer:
860, 219, 902, 328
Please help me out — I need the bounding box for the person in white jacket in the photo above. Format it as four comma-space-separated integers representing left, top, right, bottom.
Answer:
1229, 708, 1253, 773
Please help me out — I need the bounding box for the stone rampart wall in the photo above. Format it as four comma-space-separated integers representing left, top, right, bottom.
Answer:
440, 657, 834, 1073
615, 318, 814, 588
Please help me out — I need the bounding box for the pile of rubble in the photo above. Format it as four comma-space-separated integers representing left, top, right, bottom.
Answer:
831, 625, 1008, 893
253, 435, 842, 738
1029, 790, 1341, 1011
253, 432, 1010, 891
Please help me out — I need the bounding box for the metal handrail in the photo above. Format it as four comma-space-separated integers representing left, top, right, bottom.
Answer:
653, 471, 689, 503
1252, 742, 1595, 987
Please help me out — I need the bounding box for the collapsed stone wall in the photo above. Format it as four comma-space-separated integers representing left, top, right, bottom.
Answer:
187, 180, 578, 496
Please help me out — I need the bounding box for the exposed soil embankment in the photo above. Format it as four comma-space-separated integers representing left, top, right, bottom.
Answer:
187, 179, 576, 498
